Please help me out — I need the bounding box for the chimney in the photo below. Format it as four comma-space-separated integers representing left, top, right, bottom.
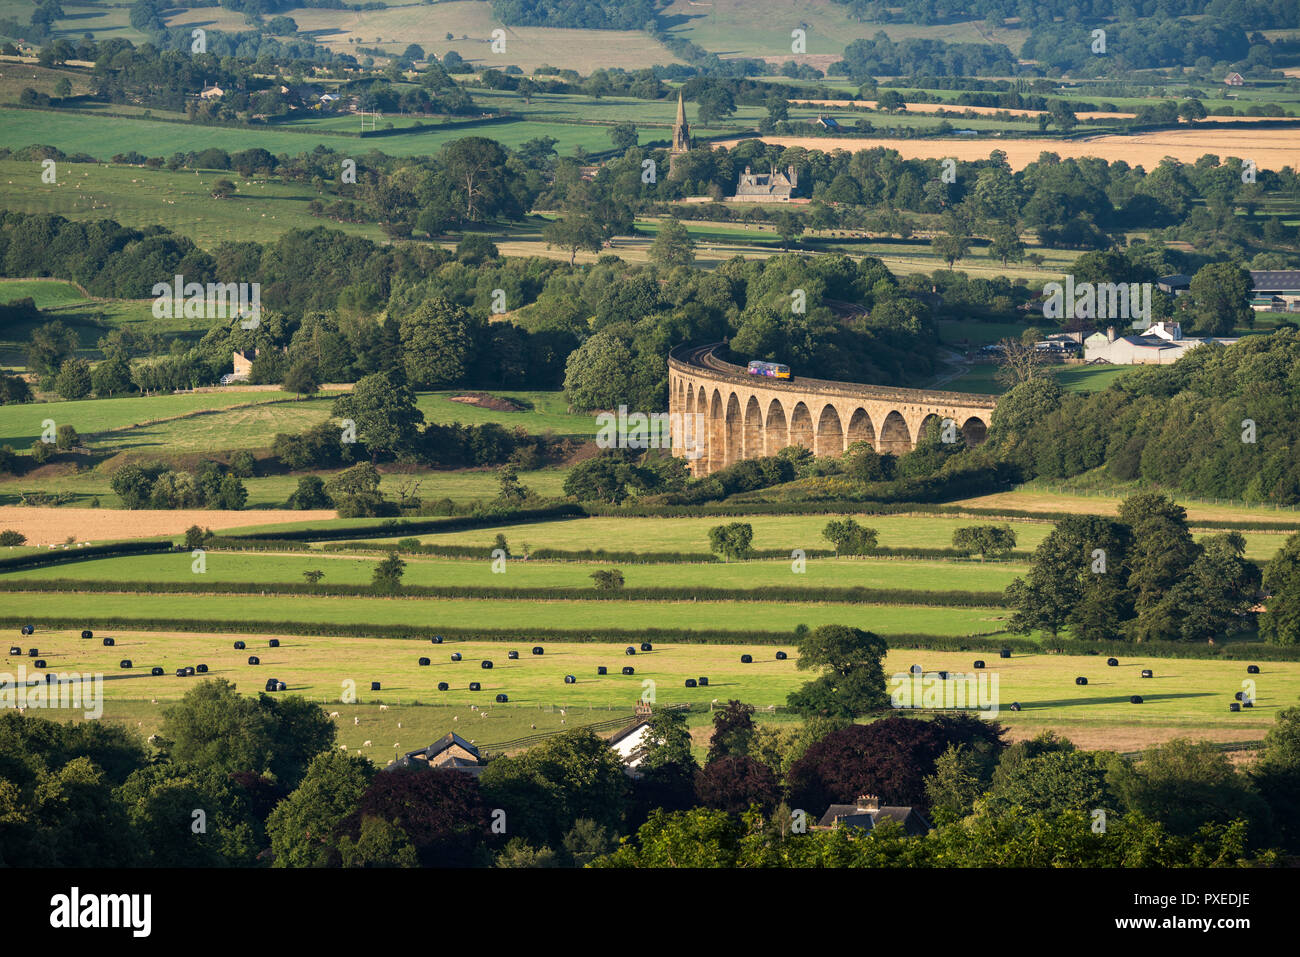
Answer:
855, 794, 880, 811
787, 165, 798, 188
1106, 326, 1116, 343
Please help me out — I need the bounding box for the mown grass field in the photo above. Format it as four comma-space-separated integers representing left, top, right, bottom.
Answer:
0, 390, 307, 447
0, 590, 1010, 635
14, 631, 1294, 752
370, 512, 1293, 561
0, 278, 88, 308
0, 387, 589, 453
0, 550, 1029, 592
945, 362, 1139, 395
0, 465, 571, 510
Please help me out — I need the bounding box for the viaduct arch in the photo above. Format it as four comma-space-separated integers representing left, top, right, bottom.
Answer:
668, 343, 998, 476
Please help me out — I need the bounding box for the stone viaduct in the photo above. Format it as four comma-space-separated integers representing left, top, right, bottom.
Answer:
668, 343, 999, 476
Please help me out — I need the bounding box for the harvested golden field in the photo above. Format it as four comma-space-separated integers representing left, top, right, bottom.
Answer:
794, 100, 1295, 123
794, 99, 1138, 121
713, 129, 1300, 171
0, 507, 335, 545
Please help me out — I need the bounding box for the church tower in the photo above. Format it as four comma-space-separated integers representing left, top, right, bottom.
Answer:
671, 90, 691, 153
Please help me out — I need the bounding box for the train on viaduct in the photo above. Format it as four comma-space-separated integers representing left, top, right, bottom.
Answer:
667, 343, 998, 476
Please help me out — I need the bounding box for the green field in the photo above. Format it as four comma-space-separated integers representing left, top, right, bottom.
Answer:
0, 590, 1010, 634
0, 278, 88, 308
16, 631, 1296, 747
0, 550, 1029, 592
0, 464, 570, 508
371, 513, 1289, 562
946, 362, 1140, 395
415, 390, 597, 435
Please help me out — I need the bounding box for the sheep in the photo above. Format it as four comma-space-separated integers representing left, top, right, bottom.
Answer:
397, 722, 402, 729
354, 716, 359, 726
379, 705, 388, 711
339, 744, 348, 751
530, 724, 536, 730
329, 711, 340, 718
362, 740, 372, 747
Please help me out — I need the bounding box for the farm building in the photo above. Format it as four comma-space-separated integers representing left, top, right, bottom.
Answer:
817, 114, 842, 132
815, 795, 932, 835
731, 165, 800, 202
1224, 72, 1245, 86
199, 85, 225, 100
1249, 270, 1300, 311
1083, 322, 1239, 365
606, 718, 653, 774
386, 733, 485, 776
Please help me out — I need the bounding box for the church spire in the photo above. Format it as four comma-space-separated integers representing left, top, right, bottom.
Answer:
672, 89, 691, 153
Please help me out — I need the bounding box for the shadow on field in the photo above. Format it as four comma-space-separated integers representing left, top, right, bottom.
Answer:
1020, 691, 1216, 709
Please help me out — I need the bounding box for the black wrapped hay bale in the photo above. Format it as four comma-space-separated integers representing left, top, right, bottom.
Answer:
999, 649, 1011, 659
437, 682, 449, 691
21, 625, 33, 636
265, 679, 279, 692
564, 674, 576, 684
508, 651, 519, 660
625, 646, 636, 656
622, 666, 634, 675
175, 668, 187, 677
481, 660, 493, 669
741, 654, 753, 663
431, 636, 443, 644
1075, 676, 1087, 685
81, 630, 92, 640
451, 652, 462, 661
1230, 702, 1241, 712
684, 679, 697, 688
7, 646, 18, 656
233, 641, 245, 650
641, 642, 652, 652
1243, 701, 1254, 708
973, 660, 985, 669
1140, 669, 1153, 678
1130, 695, 1143, 704
496, 693, 508, 703
119, 660, 132, 669
27, 648, 37, 657
418, 657, 430, 666
775, 651, 788, 661
1009, 702, 1021, 712
910, 664, 922, 674
184, 666, 195, 676
1234, 691, 1244, 701
698, 677, 709, 686
938, 670, 949, 680
532, 646, 544, 655
151, 667, 164, 676
469, 682, 481, 691
597, 666, 607, 675
370, 681, 381, 691
1247, 665, 1260, 674
196, 664, 208, 673
269, 639, 280, 648
1107, 658, 1119, 667
248, 656, 260, 665
34, 659, 46, 668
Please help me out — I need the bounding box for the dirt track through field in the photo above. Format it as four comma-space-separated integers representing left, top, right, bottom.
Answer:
0, 507, 336, 545
712, 129, 1300, 171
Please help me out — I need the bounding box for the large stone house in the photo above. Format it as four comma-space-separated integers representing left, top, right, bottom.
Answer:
731, 165, 800, 202
387, 732, 485, 776
815, 795, 931, 835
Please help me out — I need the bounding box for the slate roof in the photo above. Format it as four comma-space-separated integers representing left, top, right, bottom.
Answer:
817, 804, 932, 835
